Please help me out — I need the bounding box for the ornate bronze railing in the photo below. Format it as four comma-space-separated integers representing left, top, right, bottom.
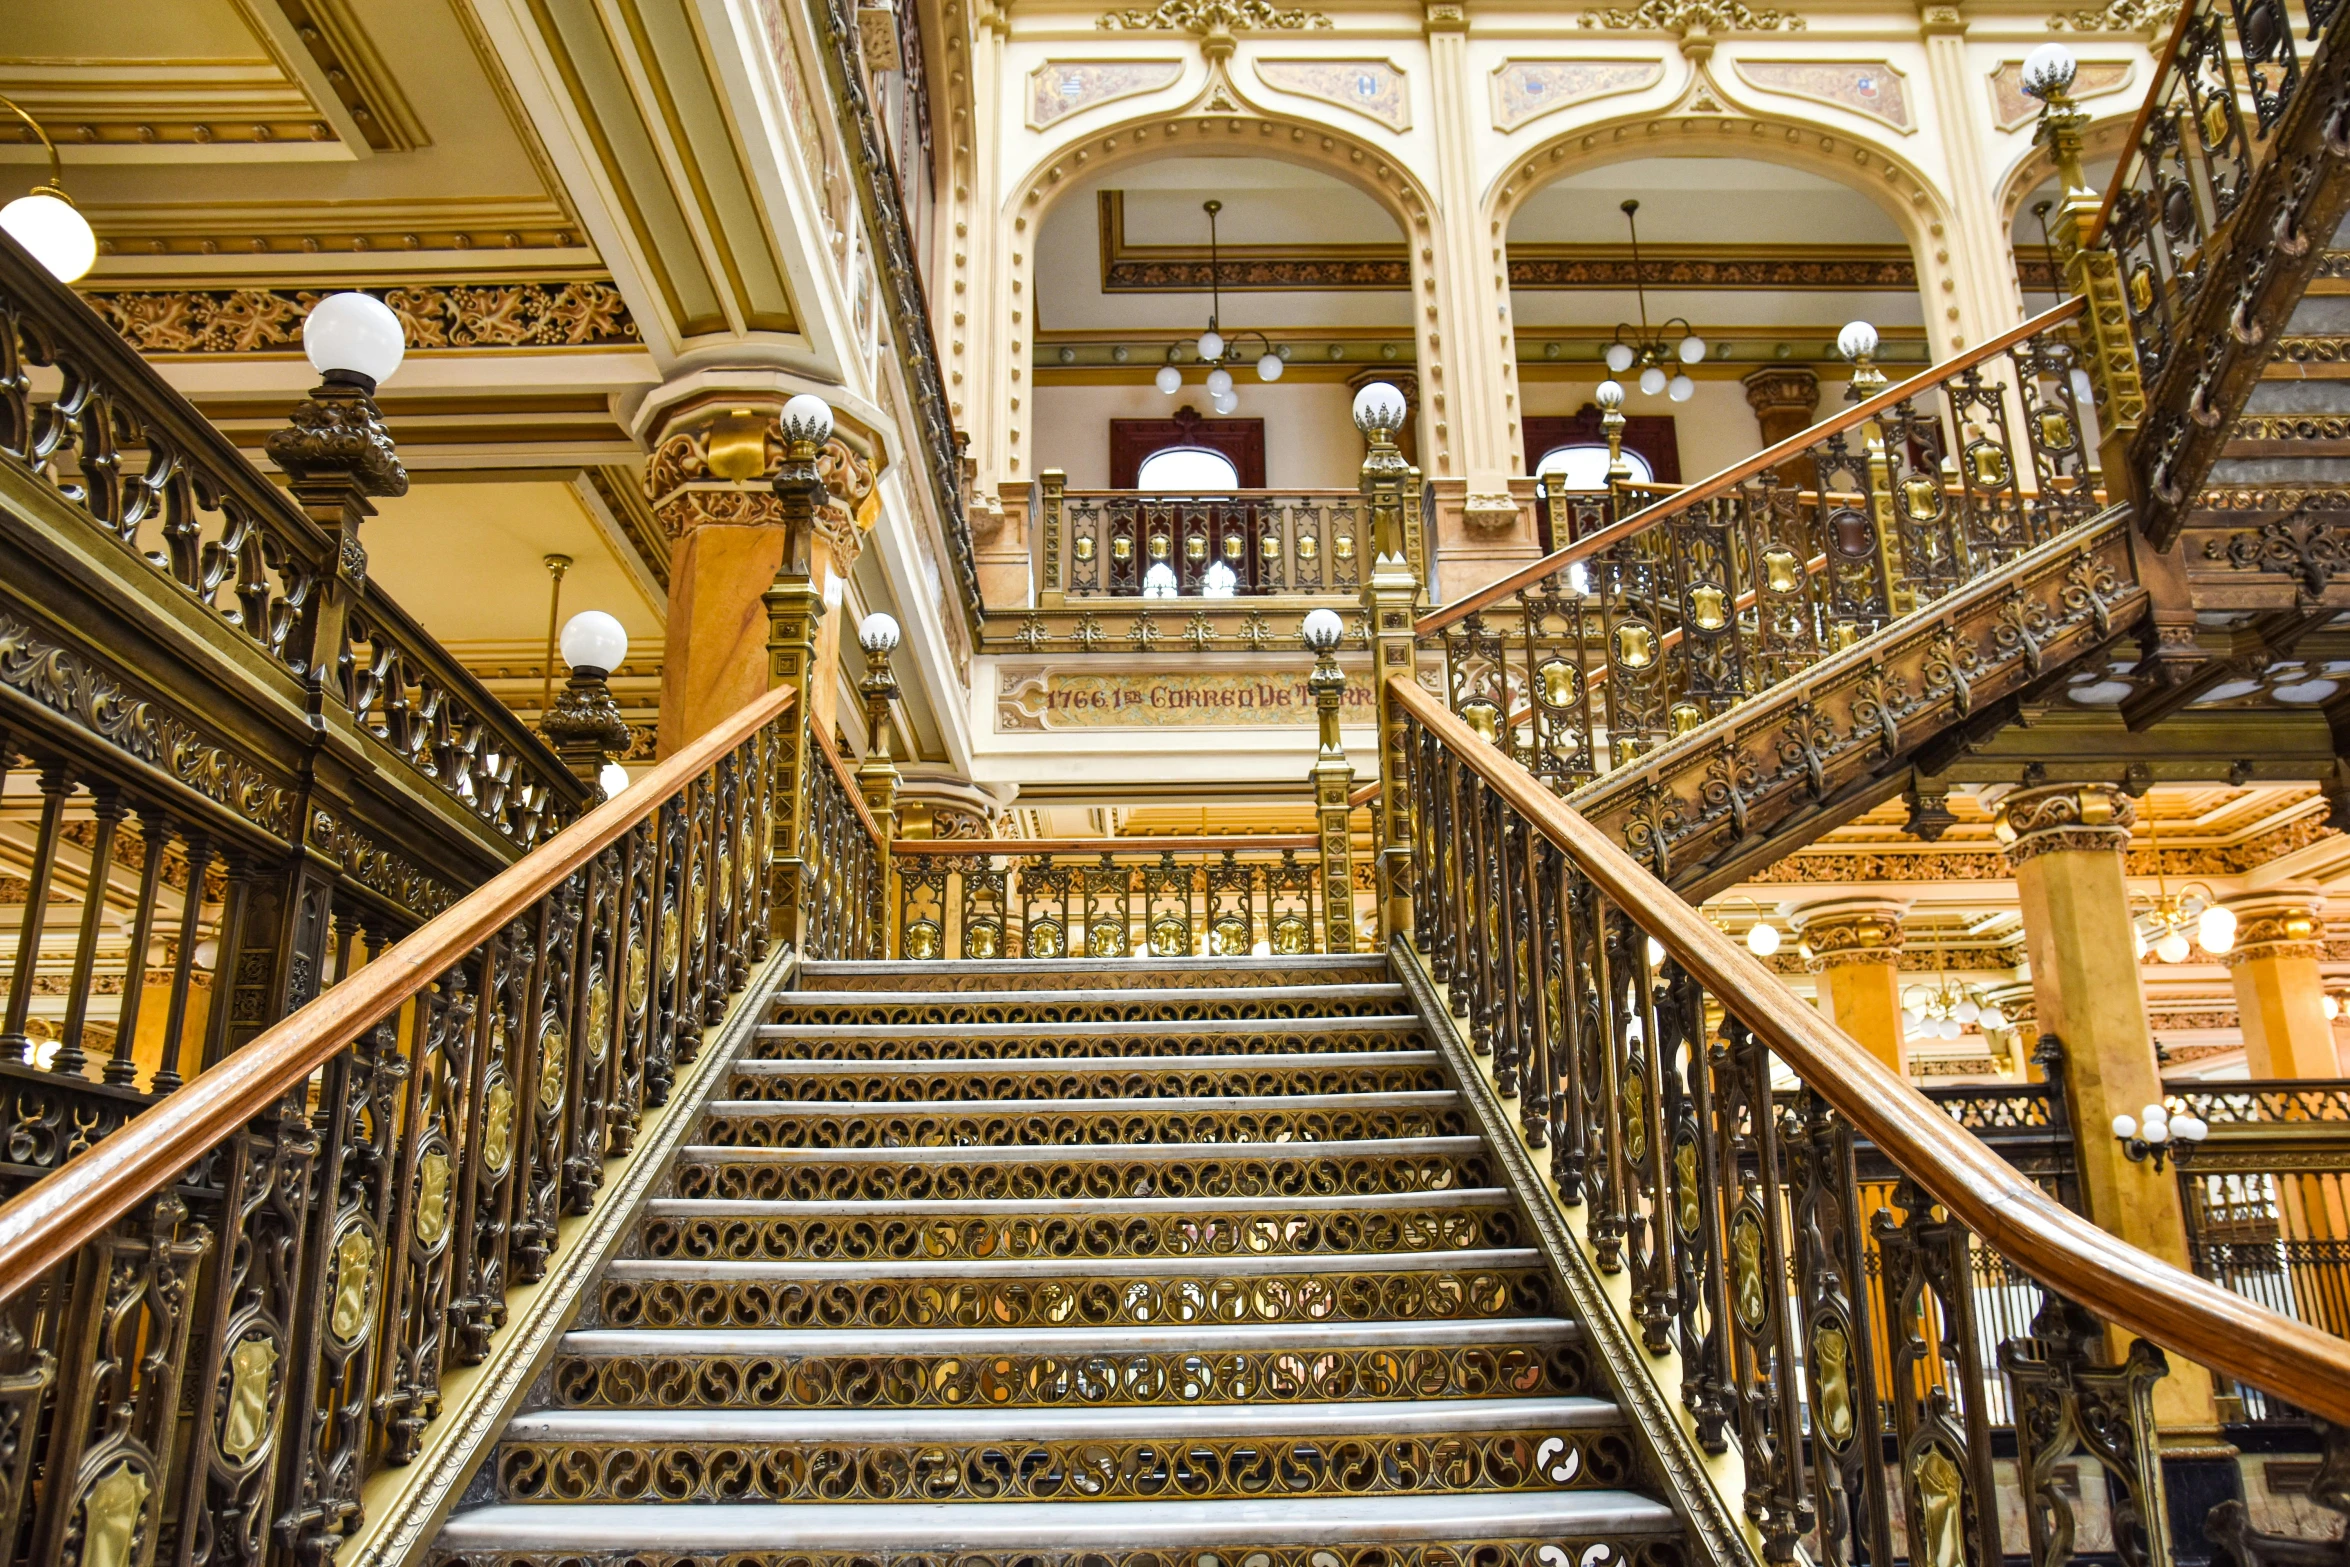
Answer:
1036, 477, 1385, 601
2088, 0, 2350, 540
0, 233, 584, 853
1391, 675, 2350, 1567
891, 835, 1344, 960
0, 680, 810, 1567
1415, 299, 2096, 797
805, 722, 887, 961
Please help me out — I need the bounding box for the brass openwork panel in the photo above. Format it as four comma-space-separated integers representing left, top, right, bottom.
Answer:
801, 959, 1392, 992
548, 1337, 1590, 1409
767, 989, 1412, 1027
749, 1022, 1426, 1062
693, 1101, 1472, 1148
668, 1146, 1498, 1201
721, 1057, 1450, 1101
596, 1263, 1555, 1329
495, 1422, 1636, 1505
435, 1534, 1694, 1567
632, 1200, 1525, 1260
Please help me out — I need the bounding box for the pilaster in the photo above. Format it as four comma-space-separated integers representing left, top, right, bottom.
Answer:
1421, 0, 1520, 509
1791, 898, 1910, 1075
2219, 889, 2341, 1078
1914, 4, 2014, 351
1997, 782, 2217, 1430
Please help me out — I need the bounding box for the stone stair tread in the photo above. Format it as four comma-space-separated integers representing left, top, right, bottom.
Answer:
644, 1188, 1515, 1216
755, 1016, 1423, 1040
803, 955, 1393, 981
439, 1490, 1681, 1551
729, 1049, 1444, 1074
560, 1319, 1582, 1357
502, 1394, 1623, 1444
775, 982, 1408, 1003
678, 1135, 1486, 1162
702, 1091, 1462, 1114
602, 1247, 1539, 1281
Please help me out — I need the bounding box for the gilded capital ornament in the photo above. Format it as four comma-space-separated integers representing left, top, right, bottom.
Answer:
1793, 899, 1909, 971
1994, 782, 2136, 865
2216, 891, 2326, 967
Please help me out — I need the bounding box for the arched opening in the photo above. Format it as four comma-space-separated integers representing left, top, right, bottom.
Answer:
1534, 443, 1654, 488
1029, 154, 1416, 491
1504, 154, 1932, 485
1136, 446, 1241, 491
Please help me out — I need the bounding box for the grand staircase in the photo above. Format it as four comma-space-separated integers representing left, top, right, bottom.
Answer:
432, 954, 1691, 1567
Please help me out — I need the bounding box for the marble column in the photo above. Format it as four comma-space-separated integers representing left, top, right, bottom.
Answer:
646, 402, 876, 754
1792, 897, 1910, 1074
2220, 889, 2341, 1078
1997, 782, 2217, 1428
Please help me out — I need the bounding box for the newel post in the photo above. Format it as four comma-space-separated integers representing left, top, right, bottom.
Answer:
856, 612, 904, 959
1303, 610, 1357, 956
763, 394, 835, 952
1356, 382, 1419, 947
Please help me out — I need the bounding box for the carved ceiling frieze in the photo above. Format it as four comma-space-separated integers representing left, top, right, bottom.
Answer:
2045, 0, 2182, 34
1097, 0, 1332, 30
1578, 0, 1804, 31
82, 282, 639, 355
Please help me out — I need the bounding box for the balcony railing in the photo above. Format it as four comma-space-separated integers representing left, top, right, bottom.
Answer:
1035, 473, 1421, 603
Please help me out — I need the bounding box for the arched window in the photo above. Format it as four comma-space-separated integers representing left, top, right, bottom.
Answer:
1534, 443, 1654, 488
1135, 446, 1242, 492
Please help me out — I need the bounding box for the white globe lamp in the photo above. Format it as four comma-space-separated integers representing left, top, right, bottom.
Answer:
303, 292, 406, 389
1352, 380, 1407, 435
1, 189, 96, 283
1155, 364, 1183, 395
1300, 607, 1345, 652
1257, 352, 1284, 382
559, 610, 629, 676
858, 611, 902, 655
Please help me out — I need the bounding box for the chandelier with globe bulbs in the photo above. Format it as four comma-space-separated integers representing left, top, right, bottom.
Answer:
0, 95, 97, 283
1602, 199, 1703, 403
1155, 200, 1286, 412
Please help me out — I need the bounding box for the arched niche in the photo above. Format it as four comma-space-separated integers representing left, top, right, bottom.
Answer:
999, 109, 1448, 486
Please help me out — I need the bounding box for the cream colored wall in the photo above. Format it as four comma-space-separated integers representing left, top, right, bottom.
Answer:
1033, 380, 1364, 490
1519, 379, 1768, 482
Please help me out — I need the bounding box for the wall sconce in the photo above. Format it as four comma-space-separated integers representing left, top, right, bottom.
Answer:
2112, 1101, 2207, 1172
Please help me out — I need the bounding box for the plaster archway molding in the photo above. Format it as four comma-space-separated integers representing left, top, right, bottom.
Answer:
1485, 105, 1979, 461
1992, 111, 2137, 234
993, 91, 1452, 497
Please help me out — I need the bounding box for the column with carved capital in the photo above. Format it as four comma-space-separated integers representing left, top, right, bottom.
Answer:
646, 401, 876, 754
1740, 367, 1821, 490
1791, 898, 1910, 1074
2219, 889, 2342, 1078
1998, 781, 2217, 1429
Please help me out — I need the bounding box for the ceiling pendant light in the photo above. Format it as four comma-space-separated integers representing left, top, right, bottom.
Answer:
0, 95, 97, 282
1603, 200, 1704, 400
1180, 198, 1285, 414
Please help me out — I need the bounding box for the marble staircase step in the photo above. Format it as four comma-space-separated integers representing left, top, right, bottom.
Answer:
722, 1049, 1451, 1099
766, 983, 1414, 1027
749, 1015, 1425, 1061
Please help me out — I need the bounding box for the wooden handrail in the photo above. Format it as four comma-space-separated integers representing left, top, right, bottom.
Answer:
1394, 676, 2350, 1423
2084, 0, 2200, 250
0, 682, 799, 1309
893, 833, 1319, 856
1417, 296, 2089, 637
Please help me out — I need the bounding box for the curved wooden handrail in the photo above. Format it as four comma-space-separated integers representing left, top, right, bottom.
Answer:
1395, 676, 2350, 1423
1417, 296, 2089, 637
893, 833, 1319, 856
0, 682, 799, 1309
811, 720, 887, 847
2084, 0, 2200, 250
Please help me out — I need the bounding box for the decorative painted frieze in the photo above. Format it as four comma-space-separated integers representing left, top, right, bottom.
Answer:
1732, 59, 1912, 132
1253, 58, 1411, 129
1489, 59, 1664, 130
1988, 58, 2132, 129
1028, 61, 1184, 128
82, 282, 639, 354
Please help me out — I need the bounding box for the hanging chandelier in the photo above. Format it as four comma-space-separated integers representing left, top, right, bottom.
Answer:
2130, 810, 2234, 964
1602, 199, 1702, 403
1155, 199, 1285, 411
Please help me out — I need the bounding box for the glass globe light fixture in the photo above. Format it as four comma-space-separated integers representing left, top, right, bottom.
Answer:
193, 938, 220, 971
1667, 373, 1695, 402
1746, 921, 1780, 958
2111, 1112, 2138, 1141
780, 392, 834, 448
1955, 998, 1981, 1024
858, 611, 902, 655
2327, 994, 2342, 1020
2132, 925, 2148, 960
1595, 380, 1625, 411
1257, 352, 1284, 382
1352, 380, 1407, 435
1197, 329, 1224, 361
558, 610, 629, 675
1902, 1006, 1923, 1031
1205, 366, 1234, 398
302, 292, 406, 389
1604, 342, 1636, 374
2154, 928, 2192, 965
0, 188, 96, 283
1836, 319, 1880, 363
1143, 562, 1178, 599
1211, 389, 1239, 415
2198, 902, 2237, 954
1301, 607, 1346, 652
1202, 560, 1238, 598
1155, 364, 1183, 395
1639, 364, 1667, 397
2021, 42, 2078, 100
598, 761, 631, 798
1676, 334, 1707, 365
1979, 1005, 2007, 1031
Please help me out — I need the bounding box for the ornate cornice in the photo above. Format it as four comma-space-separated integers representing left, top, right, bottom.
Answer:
1995, 782, 2137, 866
643, 417, 876, 560
83, 282, 639, 355
1097, 0, 1332, 29
2217, 892, 2327, 968
2046, 0, 2181, 32
1579, 0, 1804, 29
